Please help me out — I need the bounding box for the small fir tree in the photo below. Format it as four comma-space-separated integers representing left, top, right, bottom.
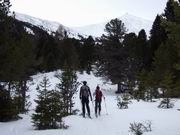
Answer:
158, 70, 174, 108
55, 64, 80, 115
135, 70, 148, 101
117, 93, 131, 109
32, 76, 64, 130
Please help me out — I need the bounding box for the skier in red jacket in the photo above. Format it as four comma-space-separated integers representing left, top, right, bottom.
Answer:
93, 86, 105, 117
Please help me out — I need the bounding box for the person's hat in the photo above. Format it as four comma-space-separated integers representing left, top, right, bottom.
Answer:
96, 86, 100, 89
83, 81, 87, 85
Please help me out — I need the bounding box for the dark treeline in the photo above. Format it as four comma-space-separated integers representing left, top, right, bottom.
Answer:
0, 0, 94, 122
0, 0, 180, 123
94, 0, 180, 102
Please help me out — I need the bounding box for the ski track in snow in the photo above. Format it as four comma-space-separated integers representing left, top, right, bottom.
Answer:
0, 71, 180, 135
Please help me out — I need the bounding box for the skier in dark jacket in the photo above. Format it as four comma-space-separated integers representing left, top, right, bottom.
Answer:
79, 81, 92, 118
93, 86, 105, 117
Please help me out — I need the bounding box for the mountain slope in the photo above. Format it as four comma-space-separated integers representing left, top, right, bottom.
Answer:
15, 13, 79, 38
15, 13, 60, 33
72, 13, 153, 37
15, 13, 153, 38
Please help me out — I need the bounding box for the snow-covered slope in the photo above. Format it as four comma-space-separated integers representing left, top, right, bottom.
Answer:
72, 13, 153, 37
15, 13, 153, 38
120, 13, 153, 34
0, 71, 180, 135
15, 13, 79, 38
15, 13, 60, 32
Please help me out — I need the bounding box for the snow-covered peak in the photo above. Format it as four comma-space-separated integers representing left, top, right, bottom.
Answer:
72, 13, 153, 37
119, 13, 153, 34
14, 12, 153, 38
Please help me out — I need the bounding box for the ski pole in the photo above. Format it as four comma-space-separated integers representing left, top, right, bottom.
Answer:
91, 99, 94, 114
103, 97, 108, 115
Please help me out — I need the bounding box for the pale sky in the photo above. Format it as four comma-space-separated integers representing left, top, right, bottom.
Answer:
10, 0, 168, 27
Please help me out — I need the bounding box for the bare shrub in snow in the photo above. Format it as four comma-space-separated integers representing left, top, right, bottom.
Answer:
117, 93, 132, 109
129, 121, 152, 135
158, 98, 174, 109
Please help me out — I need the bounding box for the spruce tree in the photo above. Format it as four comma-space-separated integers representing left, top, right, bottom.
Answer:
32, 76, 51, 129
47, 88, 65, 129
163, 0, 180, 96
151, 0, 180, 97
79, 36, 95, 74
0, 25, 35, 113
55, 64, 80, 115
96, 18, 127, 93
0, 0, 36, 115
159, 70, 174, 98
32, 76, 64, 130
135, 70, 147, 101
149, 15, 167, 61
59, 38, 79, 70
134, 0, 180, 99
164, 0, 176, 22
0, 0, 21, 121
122, 32, 142, 90
137, 29, 151, 70
0, 83, 19, 122
158, 70, 175, 108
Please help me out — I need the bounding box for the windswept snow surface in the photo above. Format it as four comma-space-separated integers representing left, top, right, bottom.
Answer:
0, 71, 180, 135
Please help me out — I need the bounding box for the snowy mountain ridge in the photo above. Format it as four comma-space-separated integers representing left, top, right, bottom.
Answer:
15, 13, 61, 32
15, 12, 153, 38
15, 13, 80, 38
72, 13, 153, 37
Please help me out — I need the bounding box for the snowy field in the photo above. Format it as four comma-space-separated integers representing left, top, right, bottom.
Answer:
0, 71, 180, 135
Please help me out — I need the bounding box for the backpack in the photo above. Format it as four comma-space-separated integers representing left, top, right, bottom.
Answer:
95, 89, 102, 101
81, 85, 89, 98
